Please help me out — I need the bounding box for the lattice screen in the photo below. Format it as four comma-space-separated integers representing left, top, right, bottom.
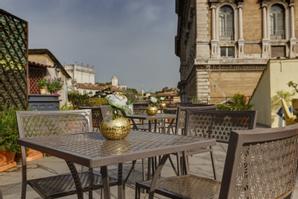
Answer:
29, 66, 46, 94
0, 10, 28, 110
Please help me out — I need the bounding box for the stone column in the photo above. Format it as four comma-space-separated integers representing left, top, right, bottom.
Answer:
211, 4, 218, 58
289, 3, 296, 58
262, 4, 268, 39
238, 4, 244, 40
262, 3, 269, 58
238, 4, 244, 58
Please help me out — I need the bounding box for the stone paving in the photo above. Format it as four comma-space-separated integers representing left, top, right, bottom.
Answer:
0, 144, 298, 198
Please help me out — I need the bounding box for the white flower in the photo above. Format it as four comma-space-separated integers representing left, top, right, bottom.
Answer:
106, 93, 132, 116
150, 96, 158, 103
159, 97, 165, 101
106, 94, 127, 108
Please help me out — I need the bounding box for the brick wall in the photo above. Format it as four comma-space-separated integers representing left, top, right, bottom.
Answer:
209, 70, 262, 100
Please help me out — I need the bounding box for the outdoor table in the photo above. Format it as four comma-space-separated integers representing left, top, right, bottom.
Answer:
18, 131, 215, 199
127, 113, 176, 133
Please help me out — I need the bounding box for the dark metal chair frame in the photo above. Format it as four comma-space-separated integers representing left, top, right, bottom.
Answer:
17, 110, 117, 199
170, 105, 216, 176
182, 109, 256, 179
136, 124, 298, 199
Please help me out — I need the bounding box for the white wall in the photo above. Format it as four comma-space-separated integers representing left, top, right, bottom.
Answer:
250, 59, 298, 127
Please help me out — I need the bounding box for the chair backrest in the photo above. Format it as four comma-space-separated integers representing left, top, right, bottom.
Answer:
220, 124, 298, 198
79, 106, 102, 128
175, 105, 216, 135
184, 109, 256, 143
17, 110, 92, 138
99, 105, 113, 122
17, 110, 92, 165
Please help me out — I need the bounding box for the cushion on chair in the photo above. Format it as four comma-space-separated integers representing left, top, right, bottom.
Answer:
137, 174, 220, 199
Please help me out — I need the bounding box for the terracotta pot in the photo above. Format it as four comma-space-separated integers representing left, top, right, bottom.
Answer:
0, 151, 16, 172
26, 149, 43, 162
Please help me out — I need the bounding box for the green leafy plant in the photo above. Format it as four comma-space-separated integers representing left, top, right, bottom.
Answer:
0, 107, 20, 153
37, 79, 47, 89
68, 91, 90, 109
217, 93, 252, 111
47, 78, 63, 94
271, 90, 294, 110
88, 97, 108, 106
60, 104, 74, 110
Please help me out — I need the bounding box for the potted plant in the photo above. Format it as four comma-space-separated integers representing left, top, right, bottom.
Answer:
0, 107, 19, 172
47, 78, 63, 94
37, 79, 48, 94
146, 96, 159, 115
216, 93, 252, 111
100, 93, 133, 140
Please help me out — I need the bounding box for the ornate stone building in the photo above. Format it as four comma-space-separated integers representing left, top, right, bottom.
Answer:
176, 0, 297, 103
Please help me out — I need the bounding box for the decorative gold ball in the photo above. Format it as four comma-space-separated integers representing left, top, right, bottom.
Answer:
146, 106, 158, 115
160, 102, 167, 109
100, 117, 131, 140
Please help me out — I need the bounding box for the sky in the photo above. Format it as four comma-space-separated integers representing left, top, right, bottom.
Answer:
0, 0, 180, 92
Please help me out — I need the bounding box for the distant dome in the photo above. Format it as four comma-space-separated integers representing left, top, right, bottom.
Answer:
111, 75, 118, 87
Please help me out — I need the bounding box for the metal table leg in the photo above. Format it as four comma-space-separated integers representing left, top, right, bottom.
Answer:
131, 119, 139, 130
88, 168, 94, 199
148, 155, 169, 199
65, 161, 84, 199
101, 166, 111, 199
117, 163, 125, 199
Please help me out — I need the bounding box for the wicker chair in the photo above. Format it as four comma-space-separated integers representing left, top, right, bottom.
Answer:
17, 110, 117, 199
169, 105, 216, 175
174, 105, 216, 135
136, 124, 298, 199
78, 106, 102, 131
182, 109, 256, 179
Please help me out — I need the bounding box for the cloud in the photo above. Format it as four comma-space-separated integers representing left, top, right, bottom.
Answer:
0, 0, 179, 91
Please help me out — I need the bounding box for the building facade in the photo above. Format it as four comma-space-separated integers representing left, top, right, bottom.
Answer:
64, 64, 96, 84
28, 49, 71, 106
176, 0, 297, 103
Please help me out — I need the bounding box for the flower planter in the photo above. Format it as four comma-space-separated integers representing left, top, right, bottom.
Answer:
100, 117, 131, 140
40, 88, 48, 95
0, 151, 16, 172
26, 149, 43, 162
146, 106, 158, 115
28, 94, 60, 111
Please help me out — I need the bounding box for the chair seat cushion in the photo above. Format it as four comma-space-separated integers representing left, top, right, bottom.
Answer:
137, 174, 220, 199
28, 171, 117, 198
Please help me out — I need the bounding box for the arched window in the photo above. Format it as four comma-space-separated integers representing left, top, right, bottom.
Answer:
219, 5, 234, 40
270, 4, 285, 39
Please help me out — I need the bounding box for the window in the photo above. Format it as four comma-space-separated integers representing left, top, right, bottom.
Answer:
220, 47, 235, 57
219, 5, 234, 40
270, 4, 285, 39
